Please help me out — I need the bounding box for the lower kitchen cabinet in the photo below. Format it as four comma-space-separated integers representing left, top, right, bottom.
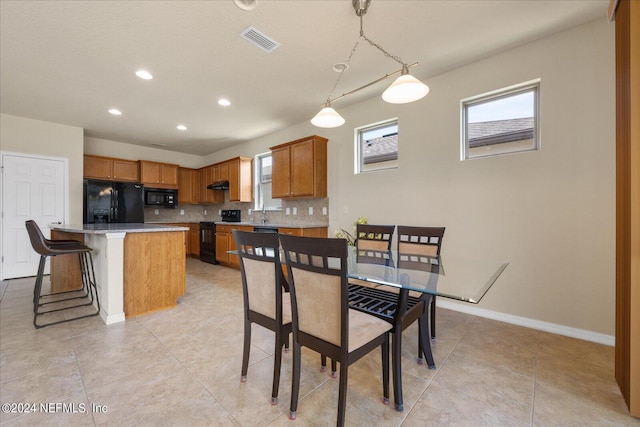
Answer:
278, 227, 328, 238
189, 223, 200, 257
215, 224, 253, 267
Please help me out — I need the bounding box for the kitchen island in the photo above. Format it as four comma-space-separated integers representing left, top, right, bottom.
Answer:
51, 223, 188, 325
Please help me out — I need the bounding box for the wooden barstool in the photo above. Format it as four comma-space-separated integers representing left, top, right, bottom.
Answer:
25, 220, 100, 328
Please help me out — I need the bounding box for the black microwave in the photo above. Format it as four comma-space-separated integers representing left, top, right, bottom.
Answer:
144, 188, 178, 208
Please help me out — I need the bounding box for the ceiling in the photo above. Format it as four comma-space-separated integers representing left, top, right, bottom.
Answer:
0, 0, 608, 156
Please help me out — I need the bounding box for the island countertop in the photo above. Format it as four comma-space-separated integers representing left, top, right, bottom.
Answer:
52, 223, 188, 234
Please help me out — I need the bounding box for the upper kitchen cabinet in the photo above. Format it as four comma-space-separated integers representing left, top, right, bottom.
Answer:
178, 167, 199, 204
228, 157, 253, 202
270, 135, 328, 199
84, 155, 139, 182
139, 160, 179, 189
198, 165, 224, 204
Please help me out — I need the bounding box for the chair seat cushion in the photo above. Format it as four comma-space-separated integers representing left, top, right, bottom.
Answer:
348, 308, 392, 353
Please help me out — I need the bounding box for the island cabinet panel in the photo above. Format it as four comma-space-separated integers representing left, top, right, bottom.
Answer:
84, 155, 139, 182
123, 231, 185, 317
140, 160, 179, 189
270, 135, 327, 199
178, 167, 199, 204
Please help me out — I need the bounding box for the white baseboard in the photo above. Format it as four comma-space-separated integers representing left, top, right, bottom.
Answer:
437, 299, 615, 347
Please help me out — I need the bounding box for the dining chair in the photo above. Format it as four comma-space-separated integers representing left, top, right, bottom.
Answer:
25, 220, 100, 328
233, 230, 292, 405
397, 226, 445, 338
279, 234, 391, 426
355, 224, 395, 251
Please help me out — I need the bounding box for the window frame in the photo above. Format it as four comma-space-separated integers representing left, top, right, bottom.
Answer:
254, 152, 281, 211
461, 79, 540, 160
355, 118, 399, 174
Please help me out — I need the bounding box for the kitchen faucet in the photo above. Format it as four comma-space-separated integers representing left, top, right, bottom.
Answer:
261, 206, 267, 224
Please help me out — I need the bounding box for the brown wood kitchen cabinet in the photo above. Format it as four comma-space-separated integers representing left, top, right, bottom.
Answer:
278, 227, 328, 238
198, 165, 224, 204
270, 135, 327, 198
178, 167, 199, 204
189, 223, 200, 257
140, 160, 179, 189
228, 157, 253, 202
215, 224, 253, 267
84, 155, 139, 182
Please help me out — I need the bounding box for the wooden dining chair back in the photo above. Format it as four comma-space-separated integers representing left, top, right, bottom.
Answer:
397, 226, 445, 257
279, 234, 391, 426
397, 225, 445, 343
233, 230, 292, 405
25, 220, 100, 328
356, 224, 395, 251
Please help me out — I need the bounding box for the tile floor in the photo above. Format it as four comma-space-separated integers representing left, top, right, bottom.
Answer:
0, 258, 638, 426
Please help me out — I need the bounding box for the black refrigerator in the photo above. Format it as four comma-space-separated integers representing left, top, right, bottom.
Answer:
83, 179, 145, 223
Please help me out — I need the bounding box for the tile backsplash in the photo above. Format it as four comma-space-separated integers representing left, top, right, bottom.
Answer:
145, 197, 329, 227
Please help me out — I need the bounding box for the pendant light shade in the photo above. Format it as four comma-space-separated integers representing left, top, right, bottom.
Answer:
310, 106, 345, 128
382, 73, 430, 104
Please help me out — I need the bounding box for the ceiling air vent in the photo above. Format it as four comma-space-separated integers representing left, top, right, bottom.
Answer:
240, 26, 280, 53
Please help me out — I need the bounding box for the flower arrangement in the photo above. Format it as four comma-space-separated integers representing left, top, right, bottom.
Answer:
335, 216, 368, 246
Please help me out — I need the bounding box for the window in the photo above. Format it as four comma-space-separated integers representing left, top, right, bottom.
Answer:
254, 152, 281, 210
461, 80, 540, 160
355, 119, 398, 173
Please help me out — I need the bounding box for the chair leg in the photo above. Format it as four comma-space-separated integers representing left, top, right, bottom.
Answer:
336, 357, 348, 427
320, 354, 327, 372
431, 296, 436, 339
391, 331, 403, 411
289, 342, 302, 420
331, 359, 337, 378
417, 322, 424, 364
240, 320, 251, 382
418, 315, 436, 369
32, 256, 47, 323
271, 330, 283, 404
382, 334, 390, 405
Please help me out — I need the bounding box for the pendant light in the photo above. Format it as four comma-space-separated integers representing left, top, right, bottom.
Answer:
311, 0, 429, 128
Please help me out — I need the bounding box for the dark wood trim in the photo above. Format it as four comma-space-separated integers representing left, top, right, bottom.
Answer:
614, 0, 640, 417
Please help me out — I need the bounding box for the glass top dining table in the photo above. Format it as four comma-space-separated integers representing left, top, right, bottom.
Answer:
347, 247, 509, 304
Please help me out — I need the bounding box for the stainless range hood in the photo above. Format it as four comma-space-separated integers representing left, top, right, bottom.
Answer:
207, 181, 229, 190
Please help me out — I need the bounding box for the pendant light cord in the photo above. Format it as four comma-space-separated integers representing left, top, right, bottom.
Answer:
323, 4, 410, 106
359, 13, 406, 68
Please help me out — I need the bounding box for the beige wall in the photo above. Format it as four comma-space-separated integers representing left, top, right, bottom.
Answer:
84, 137, 203, 169
202, 18, 617, 335
1, 18, 615, 335
0, 114, 84, 223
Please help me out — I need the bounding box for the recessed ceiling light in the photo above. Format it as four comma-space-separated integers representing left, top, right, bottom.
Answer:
176, 125, 187, 131
218, 99, 231, 106
332, 63, 349, 72
233, 0, 258, 11
108, 109, 122, 115
135, 70, 153, 80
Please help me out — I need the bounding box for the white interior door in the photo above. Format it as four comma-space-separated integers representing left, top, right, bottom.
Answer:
1, 153, 67, 279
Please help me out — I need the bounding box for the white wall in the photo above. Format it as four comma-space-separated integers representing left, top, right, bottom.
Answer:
0, 114, 84, 223
203, 18, 617, 335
